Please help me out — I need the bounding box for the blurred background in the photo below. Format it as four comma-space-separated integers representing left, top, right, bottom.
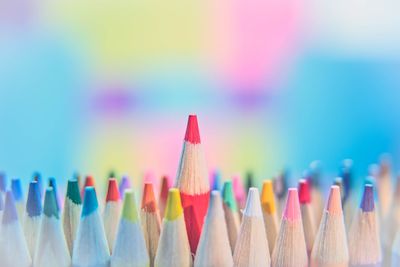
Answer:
1, 0, 400, 190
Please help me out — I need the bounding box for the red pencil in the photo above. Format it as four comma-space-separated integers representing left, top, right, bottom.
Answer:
175, 115, 210, 254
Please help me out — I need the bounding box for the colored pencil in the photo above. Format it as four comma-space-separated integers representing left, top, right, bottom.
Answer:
261, 180, 280, 254
34, 187, 70, 267
308, 161, 325, 223
298, 179, 316, 256
232, 174, 246, 211
195, 190, 233, 267
0, 191, 31, 267
63, 179, 82, 254
141, 182, 161, 267
118, 175, 131, 200
272, 188, 308, 267
81, 175, 95, 198
0, 171, 6, 194
49, 177, 61, 211
158, 175, 170, 218
155, 188, 192, 267
104, 178, 121, 253
111, 189, 150, 267
11, 178, 25, 220
24, 181, 42, 257
377, 156, 393, 219
333, 177, 345, 204
211, 170, 223, 191
348, 184, 382, 267
233, 187, 271, 267
245, 171, 255, 195
222, 180, 240, 253
32, 171, 43, 198
175, 115, 210, 254
311, 185, 349, 267
383, 174, 400, 266
72, 187, 110, 267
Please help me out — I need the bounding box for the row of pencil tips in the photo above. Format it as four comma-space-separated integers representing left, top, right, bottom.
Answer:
0, 172, 397, 267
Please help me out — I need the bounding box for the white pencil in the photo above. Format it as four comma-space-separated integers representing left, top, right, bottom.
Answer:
298, 179, 316, 256
104, 178, 121, 253
311, 185, 349, 267
23, 181, 42, 258
0, 191, 31, 267
63, 179, 82, 255
261, 180, 280, 255
34, 187, 70, 267
195, 190, 233, 267
233, 187, 271, 267
155, 188, 192, 267
72, 186, 110, 267
272, 188, 308, 267
348, 184, 382, 267
111, 189, 150, 267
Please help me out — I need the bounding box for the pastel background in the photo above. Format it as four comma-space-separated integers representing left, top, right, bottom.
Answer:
1, 0, 400, 191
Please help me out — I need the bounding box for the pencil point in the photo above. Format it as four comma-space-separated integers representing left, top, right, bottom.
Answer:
298, 179, 311, 204
141, 183, 157, 212
222, 181, 238, 212
26, 181, 42, 217
122, 190, 139, 223
11, 178, 23, 201
360, 184, 374, 212
165, 188, 183, 221
106, 178, 120, 202
244, 187, 262, 217
119, 176, 131, 199
66, 179, 82, 205
284, 188, 301, 220
327, 185, 342, 215
84, 175, 95, 188
261, 180, 276, 214
3, 191, 18, 224
184, 114, 201, 144
82, 187, 98, 217
44, 188, 59, 219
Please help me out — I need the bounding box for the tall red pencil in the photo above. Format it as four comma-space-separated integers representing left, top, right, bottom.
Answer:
175, 115, 210, 254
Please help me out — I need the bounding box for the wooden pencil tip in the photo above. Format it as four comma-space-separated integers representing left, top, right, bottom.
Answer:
360, 184, 374, 212
44, 188, 59, 219
244, 187, 262, 217
141, 183, 157, 212
106, 178, 120, 202
84, 175, 95, 188
284, 188, 301, 221
222, 180, 238, 212
66, 179, 82, 205
27, 181, 42, 217
82, 187, 98, 217
122, 190, 140, 223
261, 180, 276, 214
327, 185, 342, 215
184, 114, 201, 144
165, 188, 183, 221
298, 179, 311, 204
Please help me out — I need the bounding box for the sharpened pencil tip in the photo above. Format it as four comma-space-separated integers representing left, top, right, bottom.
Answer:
184, 115, 201, 144
44, 188, 59, 219
27, 181, 42, 217
222, 181, 238, 212
11, 178, 23, 201
243, 187, 262, 217
66, 179, 82, 205
261, 180, 276, 214
165, 188, 183, 221
298, 179, 311, 204
327, 185, 342, 215
106, 178, 120, 202
360, 184, 374, 212
141, 183, 157, 212
122, 190, 140, 223
119, 176, 131, 199
284, 188, 301, 220
82, 187, 98, 217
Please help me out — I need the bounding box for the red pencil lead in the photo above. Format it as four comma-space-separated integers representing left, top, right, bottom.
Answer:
106, 178, 120, 202
184, 115, 201, 144
141, 183, 157, 213
298, 179, 311, 204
